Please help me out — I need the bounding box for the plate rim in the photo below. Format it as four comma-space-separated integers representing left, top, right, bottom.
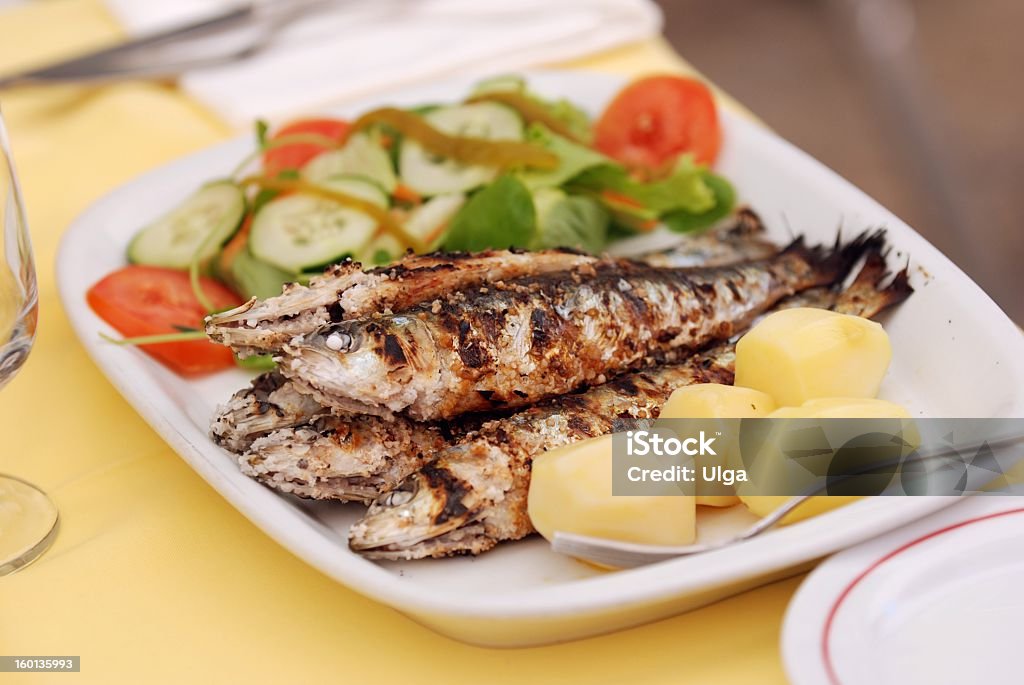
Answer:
780, 497, 1024, 685
55, 68, 1024, 622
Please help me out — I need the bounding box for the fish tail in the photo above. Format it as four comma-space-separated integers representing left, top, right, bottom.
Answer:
882, 267, 914, 305
832, 239, 915, 318
836, 228, 890, 277
781, 229, 889, 289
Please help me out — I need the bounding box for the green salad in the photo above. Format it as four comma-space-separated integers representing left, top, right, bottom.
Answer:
124, 74, 734, 302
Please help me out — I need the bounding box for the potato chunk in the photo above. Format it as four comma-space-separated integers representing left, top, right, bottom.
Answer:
738, 397, 911, 523
661, 383, 777, 420
661, 384, 776, 506
735, 308, 892, 406
528, 434, 696, 547
770, 397, 910, 419
739, 494, 862, 523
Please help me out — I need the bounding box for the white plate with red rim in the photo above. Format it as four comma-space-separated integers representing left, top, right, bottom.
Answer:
55, 69, 1024, 646
782, 496, 1024, 685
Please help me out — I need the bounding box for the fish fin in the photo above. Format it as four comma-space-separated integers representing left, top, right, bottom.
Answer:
727, 207, 767, 237
832, 247, 914, 318
880, 267, 914, 308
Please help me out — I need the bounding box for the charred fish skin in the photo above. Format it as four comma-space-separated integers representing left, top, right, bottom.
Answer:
205, 249, 596, 357
286, 234, 881, 421
348, 348, 736, 559
210, 372, 325, 453
349, 249, 913, 560
206, 211, 780, 357
239, 413, 455, 504
223, 211, 783, 503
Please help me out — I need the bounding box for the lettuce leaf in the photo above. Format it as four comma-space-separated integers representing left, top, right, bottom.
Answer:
228, 246, 295, 299
531, 188, 609, 253
517, 123, 609, 191
570, 155, 716, 215
443, 175, 535, 251
661, 172, 736, 234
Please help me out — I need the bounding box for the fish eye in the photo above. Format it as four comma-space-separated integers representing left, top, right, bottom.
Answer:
317, 324, 361, 353
382, 478, 418, 507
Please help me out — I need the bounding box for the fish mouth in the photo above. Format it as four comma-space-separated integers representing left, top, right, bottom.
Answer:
348, 471, 475, 552
210, 372, 326, 452
356, 523, 497, 560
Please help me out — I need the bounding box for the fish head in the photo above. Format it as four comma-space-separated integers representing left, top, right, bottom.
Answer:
285, 315, 439, 413
348, 462, 475, 553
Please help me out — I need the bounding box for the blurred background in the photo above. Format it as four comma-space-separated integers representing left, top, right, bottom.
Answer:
657, 0, 1022, 322
0, 0, 1019, 320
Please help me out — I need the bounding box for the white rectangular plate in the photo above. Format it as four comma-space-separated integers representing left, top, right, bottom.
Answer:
56, 70, 1024, 647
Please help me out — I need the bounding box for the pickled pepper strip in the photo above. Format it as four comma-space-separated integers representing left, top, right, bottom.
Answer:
350, 107, 559, 170
239, 176, 425, 253
466, 91, 588, 144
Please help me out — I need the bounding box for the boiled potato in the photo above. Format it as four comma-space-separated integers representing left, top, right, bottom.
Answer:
770, 397, 910, 419
740, 494, 862, 523
738, 397, 911, 523
528, 434, 696, 547
660, 384, 776, 506
735, 308, 892, 406
661, 383, 777, 420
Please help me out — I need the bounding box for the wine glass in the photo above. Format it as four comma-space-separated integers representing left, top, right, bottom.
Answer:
0, 108, 59, 575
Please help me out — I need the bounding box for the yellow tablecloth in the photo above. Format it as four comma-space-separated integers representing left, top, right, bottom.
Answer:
0, 2, 795, 682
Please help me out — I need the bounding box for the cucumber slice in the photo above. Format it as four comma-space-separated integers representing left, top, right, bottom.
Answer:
319, 174, 389, 208
249, 176, 384, 273
228, 246, 296, 299
404, 192, 466, 249
398, 102, 524, 196
470, 74, 527, 96
303, 131, 397, 193
127, 181, 245, 269
358, 233, 405, 267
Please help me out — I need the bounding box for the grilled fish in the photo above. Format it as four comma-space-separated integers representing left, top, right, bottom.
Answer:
206, 249, 596, 357
640, 208, 777, 268
222, 211, 777, 499
210, 372, 325, 453
348, 348, 737, 558
206, 210, 778, 358
349, 249, 913, 559
240, 414, 457, 504
214, 372, 474, 503
283, 234, 878, 421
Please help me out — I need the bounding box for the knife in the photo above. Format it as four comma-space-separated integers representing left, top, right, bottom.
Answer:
0, 0, 338, 89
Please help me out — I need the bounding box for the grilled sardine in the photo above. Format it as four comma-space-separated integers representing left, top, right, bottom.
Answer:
348, 348, 737, 558
640, 208, 777, 268
206, 249, 596, 357
284, 234, 879, 421
349, 249, 912, 559
206, 211, 778, 358
210, 372, 325, 453
240, 414, 458, 504
222, 211, 778, 500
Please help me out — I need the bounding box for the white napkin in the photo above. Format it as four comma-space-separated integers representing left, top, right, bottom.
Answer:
105, 0, 663, 126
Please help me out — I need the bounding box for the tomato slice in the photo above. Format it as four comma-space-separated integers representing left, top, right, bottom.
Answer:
87, 266, 241, 376
594, 76, 721, 170
262, 118, 351, 177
